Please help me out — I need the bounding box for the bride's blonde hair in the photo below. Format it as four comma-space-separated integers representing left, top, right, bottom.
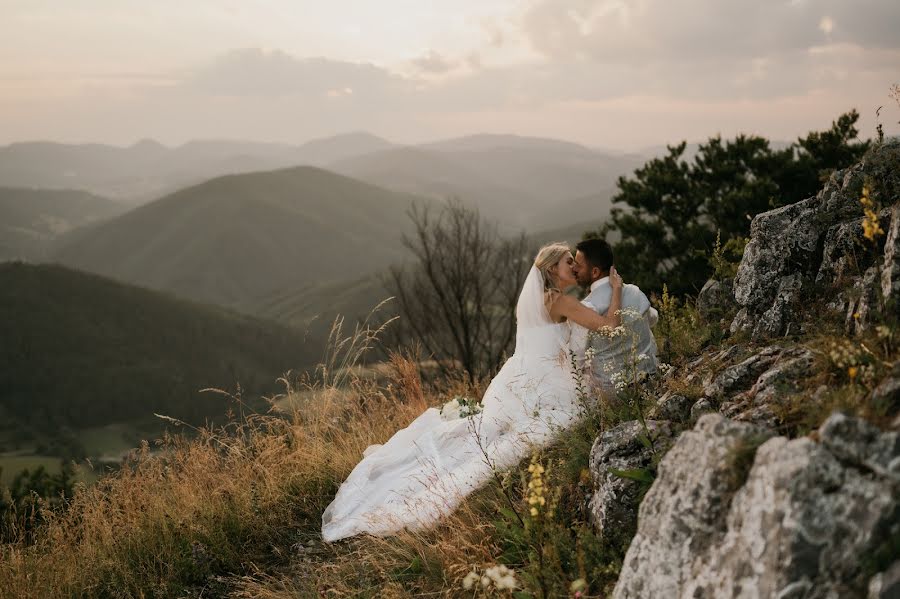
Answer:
534, 242, 571, 293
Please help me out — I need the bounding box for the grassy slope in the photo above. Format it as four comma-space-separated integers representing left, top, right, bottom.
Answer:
52, 166, 426, 308
0, 262, 318, 434
1, 273, 897, 597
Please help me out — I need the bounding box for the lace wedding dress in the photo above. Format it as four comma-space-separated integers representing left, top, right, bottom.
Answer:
321, 267, 585, 542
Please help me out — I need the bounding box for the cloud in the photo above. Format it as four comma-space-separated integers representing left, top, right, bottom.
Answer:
520, 0, 900, 64
411, 51, 458, 74
509, 0, 900, 103
181, 48, 412, 99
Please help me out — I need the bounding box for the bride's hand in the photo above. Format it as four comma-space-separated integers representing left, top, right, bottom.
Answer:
610, 266, 623, 290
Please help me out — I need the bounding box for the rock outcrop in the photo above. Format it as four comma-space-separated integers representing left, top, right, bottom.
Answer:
613, 413, 899, 599
588, 420, 673, 541
593, 144, 900, 598
731, 141, 900, 339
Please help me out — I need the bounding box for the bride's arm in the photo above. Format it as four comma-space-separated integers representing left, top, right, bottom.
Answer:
550, 266, 624, 330
551, 294, 621, 330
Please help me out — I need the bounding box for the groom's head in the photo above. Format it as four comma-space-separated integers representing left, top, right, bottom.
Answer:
574, 238, 613, 287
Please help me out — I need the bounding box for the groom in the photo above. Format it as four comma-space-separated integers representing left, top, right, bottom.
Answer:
572, 238, 659, 388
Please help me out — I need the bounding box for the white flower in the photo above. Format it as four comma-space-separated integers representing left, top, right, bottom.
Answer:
441, 396, 482, 420
570, 578, 588, 592
439, 399, 462, 421
497, 574, 518, 590
462, 571, 479, 590
615, 307, 641, 320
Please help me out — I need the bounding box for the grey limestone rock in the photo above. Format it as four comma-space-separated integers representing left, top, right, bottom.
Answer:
703, 346, 781, 398
699, 345, 815, 427
651, 392, 693, 422
730, 141, 900, 339
868, 560, 900, 599
872, 363, 900, 411
612, 414, 771, 598
881, 204, 900, 303
697, 277, 736, 319
690, 397, 715, 420
748, 348, 815, 404
588, 420, 673, 540
613, 413, 900, 599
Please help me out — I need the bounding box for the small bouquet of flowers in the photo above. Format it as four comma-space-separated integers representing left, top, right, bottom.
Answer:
439, 395, 483, 420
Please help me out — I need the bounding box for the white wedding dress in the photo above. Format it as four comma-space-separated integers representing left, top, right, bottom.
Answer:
321, 267, 585, 542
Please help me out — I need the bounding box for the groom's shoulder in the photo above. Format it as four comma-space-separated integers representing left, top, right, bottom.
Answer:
624, 283, 650, 298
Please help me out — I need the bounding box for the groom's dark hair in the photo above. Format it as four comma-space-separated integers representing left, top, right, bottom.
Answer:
575, 238, 614, 274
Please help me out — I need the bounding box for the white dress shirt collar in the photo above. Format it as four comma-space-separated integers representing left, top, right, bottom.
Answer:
590, 276, 610, 293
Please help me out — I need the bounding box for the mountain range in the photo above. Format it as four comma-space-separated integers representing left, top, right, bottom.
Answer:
0, 133, 641, 230
0, 132, 395, 203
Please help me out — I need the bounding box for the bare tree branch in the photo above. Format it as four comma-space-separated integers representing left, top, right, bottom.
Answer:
385, 199, 532, 381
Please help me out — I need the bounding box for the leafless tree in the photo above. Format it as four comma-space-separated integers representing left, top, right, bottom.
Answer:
386, 199, 531, 381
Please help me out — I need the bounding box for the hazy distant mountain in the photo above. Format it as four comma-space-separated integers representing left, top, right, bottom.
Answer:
53, 166, 426, 308
527, 187, 619, 231
0, 132, 395, 203
294, 131, 394, 165
422, 133, 596, 156
0, 262, 316, 434
329, 147, 529, 227
332, 134, 644, 229
0, 187, 125, 261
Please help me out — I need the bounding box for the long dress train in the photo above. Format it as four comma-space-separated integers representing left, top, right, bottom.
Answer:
321, 269, 584, 542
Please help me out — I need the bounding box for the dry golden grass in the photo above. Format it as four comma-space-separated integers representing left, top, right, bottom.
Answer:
0, 317, 503, 598
0, 341, 613, 598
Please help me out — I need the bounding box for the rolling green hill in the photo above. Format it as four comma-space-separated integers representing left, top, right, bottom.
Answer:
0, 262, 318, 436
0, 187, 125, 261
237, 273, 393, 340
239, 216, 613, 346
52, 166, 427, 308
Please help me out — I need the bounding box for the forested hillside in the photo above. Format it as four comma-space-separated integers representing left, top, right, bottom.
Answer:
0, 263, 316, 435
0, 187, 124, 261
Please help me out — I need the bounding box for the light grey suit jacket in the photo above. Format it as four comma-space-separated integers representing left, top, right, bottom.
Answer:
581, 278, 659, 388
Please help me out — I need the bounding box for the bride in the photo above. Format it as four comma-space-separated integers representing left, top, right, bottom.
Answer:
321, 242, 624, 542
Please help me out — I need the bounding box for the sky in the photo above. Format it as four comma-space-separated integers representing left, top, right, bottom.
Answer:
1, 0, 898, 151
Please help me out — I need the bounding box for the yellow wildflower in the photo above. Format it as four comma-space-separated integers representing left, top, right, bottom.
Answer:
860, 185, 884, 242
526, 453, 548, 520
848, 366, 859, 381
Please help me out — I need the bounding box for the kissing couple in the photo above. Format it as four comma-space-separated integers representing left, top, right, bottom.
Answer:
322, 238, 659, 542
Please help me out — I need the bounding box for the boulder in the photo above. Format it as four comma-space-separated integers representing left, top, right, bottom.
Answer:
651, 392, 693, 422
690, 397, 716, 420
868, 560, 900, 599
881, 204, 900, 303
613, 413, 900, 599
872, 363, 900, 411
697, 278, 736, 319
588, 420, 673, 541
